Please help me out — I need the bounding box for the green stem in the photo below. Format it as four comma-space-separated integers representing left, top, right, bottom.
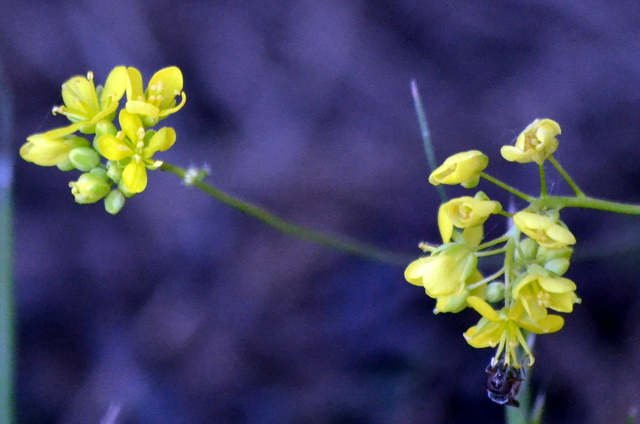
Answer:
532, 195, 640, 215
548, 156, 585, 197
0, 60, 15, 424
481, 173, 533, 202
538, 163, 547, 197
411, 81, 447, 204
477, 236, 510, 251
467, 267, 504, 290
475, 246, 508, 257
160, 162, 413, 266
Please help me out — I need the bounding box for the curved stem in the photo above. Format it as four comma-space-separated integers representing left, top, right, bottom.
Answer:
548, 156, 585, 197
481, 173, 533, 202
159, 162, 413, 266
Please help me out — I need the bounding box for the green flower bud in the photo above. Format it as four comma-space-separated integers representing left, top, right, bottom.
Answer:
517, 237, 539, 261
107, 160, 124, 183
486, 282, 505, 303
57, 158, 76, 171
104, 189, 125, 215
68, 147, 101, 172
95, 119, 118, 138
544, 258, 570, 276
69, 172, 111, 204
90, 167, 108, 178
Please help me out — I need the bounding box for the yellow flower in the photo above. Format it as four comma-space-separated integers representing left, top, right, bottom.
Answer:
20, 124, 88, 166
125, 66, 186, 126
513, 211, 576, 249
463, 296, 564, 366
52, 67, 127, 134
97, 110, 176, 194
438, 195, 502, 243
429, 150, 488, 188
512, 271, 580, 321
500, 119, 561, 165
404, 244, 477, 298
433, 270, 486, 314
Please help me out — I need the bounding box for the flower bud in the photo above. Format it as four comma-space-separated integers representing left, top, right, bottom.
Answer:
104, 189, 125, 215
429, 150, 488, 188
95, 119, 118, 138
68, 147, 101, 172
516, 237, 539, 262
486, 282, 505, 303
57, 158, 76, 172
69, 172, 111, 204
107, 160, 124, 183
544, 258, 570, 276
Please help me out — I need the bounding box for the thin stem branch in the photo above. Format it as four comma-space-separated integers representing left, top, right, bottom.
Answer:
548, 156, 585, 197
476, 246, 508, 257
538, 163, 547, 197
160, 162, 414, 266
532, 195, 640, 215
467, 267, 505, 290
411, 81, 447, 204
481, 173, 533, 202
477, 236, 510, 251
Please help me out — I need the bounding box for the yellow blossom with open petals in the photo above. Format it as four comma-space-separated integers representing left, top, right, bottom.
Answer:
429, 150, 488, 188
405, 244, 477, 298
20, 124, 87, 167
52, 67, 127, 134
512, 270, 581, 321
513, 211, 576, 249
438, 195, 502, 243
500, 119, 561, 165
97, 110, 176, 194
463, 296, 564, 366
125, 66, 186, 126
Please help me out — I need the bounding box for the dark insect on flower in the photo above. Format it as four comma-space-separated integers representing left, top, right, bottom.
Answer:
485, 360, 525, 407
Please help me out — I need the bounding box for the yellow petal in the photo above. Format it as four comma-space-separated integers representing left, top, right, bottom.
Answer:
118, 109, 144, 142
438, 206, 454, 243
61, 75, 99, 116
404, 257, 430, 286
466, 296, 501, 322
122, 160, 148, 193
538, 276, 576, 293
143, 127, 176, 157
126, 100, 160, 118
464, 321, 504, 348
97, 134, 133, 161
101, 66, 127, 105
148, 66, 183, 110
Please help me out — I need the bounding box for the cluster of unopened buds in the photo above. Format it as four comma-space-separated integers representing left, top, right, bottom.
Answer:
20, 66, 186, 214
405, 119, 581, 406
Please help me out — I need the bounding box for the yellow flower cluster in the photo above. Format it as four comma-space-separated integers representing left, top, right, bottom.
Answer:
20, 66, 186, 214
405, 119, 580, 376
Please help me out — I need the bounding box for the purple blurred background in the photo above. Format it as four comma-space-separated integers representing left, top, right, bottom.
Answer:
2, 1, 640, 423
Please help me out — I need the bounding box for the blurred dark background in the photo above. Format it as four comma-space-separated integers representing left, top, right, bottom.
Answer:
2, 1, 640, 423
